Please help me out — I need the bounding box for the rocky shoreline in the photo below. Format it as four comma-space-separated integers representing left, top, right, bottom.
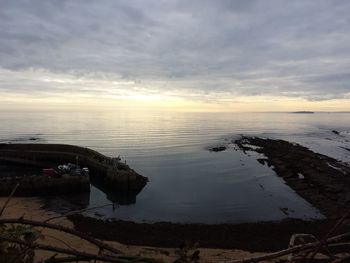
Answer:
235, 136, 350, 218
69, 215, 340, 252
65, 136, 350, 252
0, 137, 342, 252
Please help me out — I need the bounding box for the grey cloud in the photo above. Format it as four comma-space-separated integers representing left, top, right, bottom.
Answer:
0, 0, 350, 101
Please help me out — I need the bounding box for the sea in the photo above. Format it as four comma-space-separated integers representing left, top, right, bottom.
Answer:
0, 110, 349, 224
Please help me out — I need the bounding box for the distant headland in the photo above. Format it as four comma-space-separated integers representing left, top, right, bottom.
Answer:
291, 111, 315, 114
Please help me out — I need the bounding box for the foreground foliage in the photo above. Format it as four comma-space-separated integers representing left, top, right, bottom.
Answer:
0, 224, 41, 263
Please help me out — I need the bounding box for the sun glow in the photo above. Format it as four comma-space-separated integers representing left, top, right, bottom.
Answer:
1, 91, 350, 113
1, 68, 350, 112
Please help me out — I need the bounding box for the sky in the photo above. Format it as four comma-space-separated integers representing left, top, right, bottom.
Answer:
0, 0, 350, 111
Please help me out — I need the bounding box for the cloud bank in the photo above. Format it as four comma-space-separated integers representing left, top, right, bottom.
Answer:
0, 0, 350, 106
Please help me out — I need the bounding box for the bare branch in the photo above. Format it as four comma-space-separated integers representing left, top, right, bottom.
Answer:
44, 234, 79, 251
0, 218, 123, 255
0, 183, 19, 216
309, 208, 350, 259
221, 231, 350, 263
44, 203, 113, 223
0, 235, 132, 263
40, 256, 90, 263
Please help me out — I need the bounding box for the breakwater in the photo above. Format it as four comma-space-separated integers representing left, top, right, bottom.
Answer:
0, 144, 148, 196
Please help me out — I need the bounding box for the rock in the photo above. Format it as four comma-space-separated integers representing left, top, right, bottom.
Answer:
209, 146, 227, 152
344, 193, 350, 203
234, 136, 350, 218
291, 181, 309, 191
279, 207, 289, 215
326, 184, 343, 194
332, 130, 340, 135
298, 173, 305, 179
292, 111, 314, 114
341, 147, 350, 153
257, 158, 267, 165
94, 212, 103, 217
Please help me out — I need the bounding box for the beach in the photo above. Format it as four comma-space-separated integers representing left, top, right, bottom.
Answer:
0, 197, 269, 262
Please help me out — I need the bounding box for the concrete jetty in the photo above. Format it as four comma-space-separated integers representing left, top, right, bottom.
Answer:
0, 144, 148, 196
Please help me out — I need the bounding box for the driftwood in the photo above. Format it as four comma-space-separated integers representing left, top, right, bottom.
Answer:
221, 231, 350, 263
308, 208, 350, 260
287, 233, 319, 261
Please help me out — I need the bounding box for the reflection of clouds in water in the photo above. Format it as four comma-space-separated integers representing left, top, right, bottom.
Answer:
0, 111, 349, 223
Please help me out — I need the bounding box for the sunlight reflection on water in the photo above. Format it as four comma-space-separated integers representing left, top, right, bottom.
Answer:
0, 111, 349, 223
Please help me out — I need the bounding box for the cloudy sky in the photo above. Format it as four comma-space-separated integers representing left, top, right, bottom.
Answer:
1, 0, 350, 111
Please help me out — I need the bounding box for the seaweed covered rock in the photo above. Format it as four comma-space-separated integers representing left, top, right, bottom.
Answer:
235, 136, 350, 218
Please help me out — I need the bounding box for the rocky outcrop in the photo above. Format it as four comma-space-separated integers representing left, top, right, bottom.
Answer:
235, 136, 350, 218
209, 146, 227, 152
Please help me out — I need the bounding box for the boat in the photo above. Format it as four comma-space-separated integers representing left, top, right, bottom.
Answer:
43, 163, 90, 178
0, 162, 90, 197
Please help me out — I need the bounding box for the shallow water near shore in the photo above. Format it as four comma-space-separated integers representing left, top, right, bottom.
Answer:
0, 110, 349, 223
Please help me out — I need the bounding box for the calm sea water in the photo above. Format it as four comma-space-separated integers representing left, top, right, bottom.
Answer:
0, 110, 349, 224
